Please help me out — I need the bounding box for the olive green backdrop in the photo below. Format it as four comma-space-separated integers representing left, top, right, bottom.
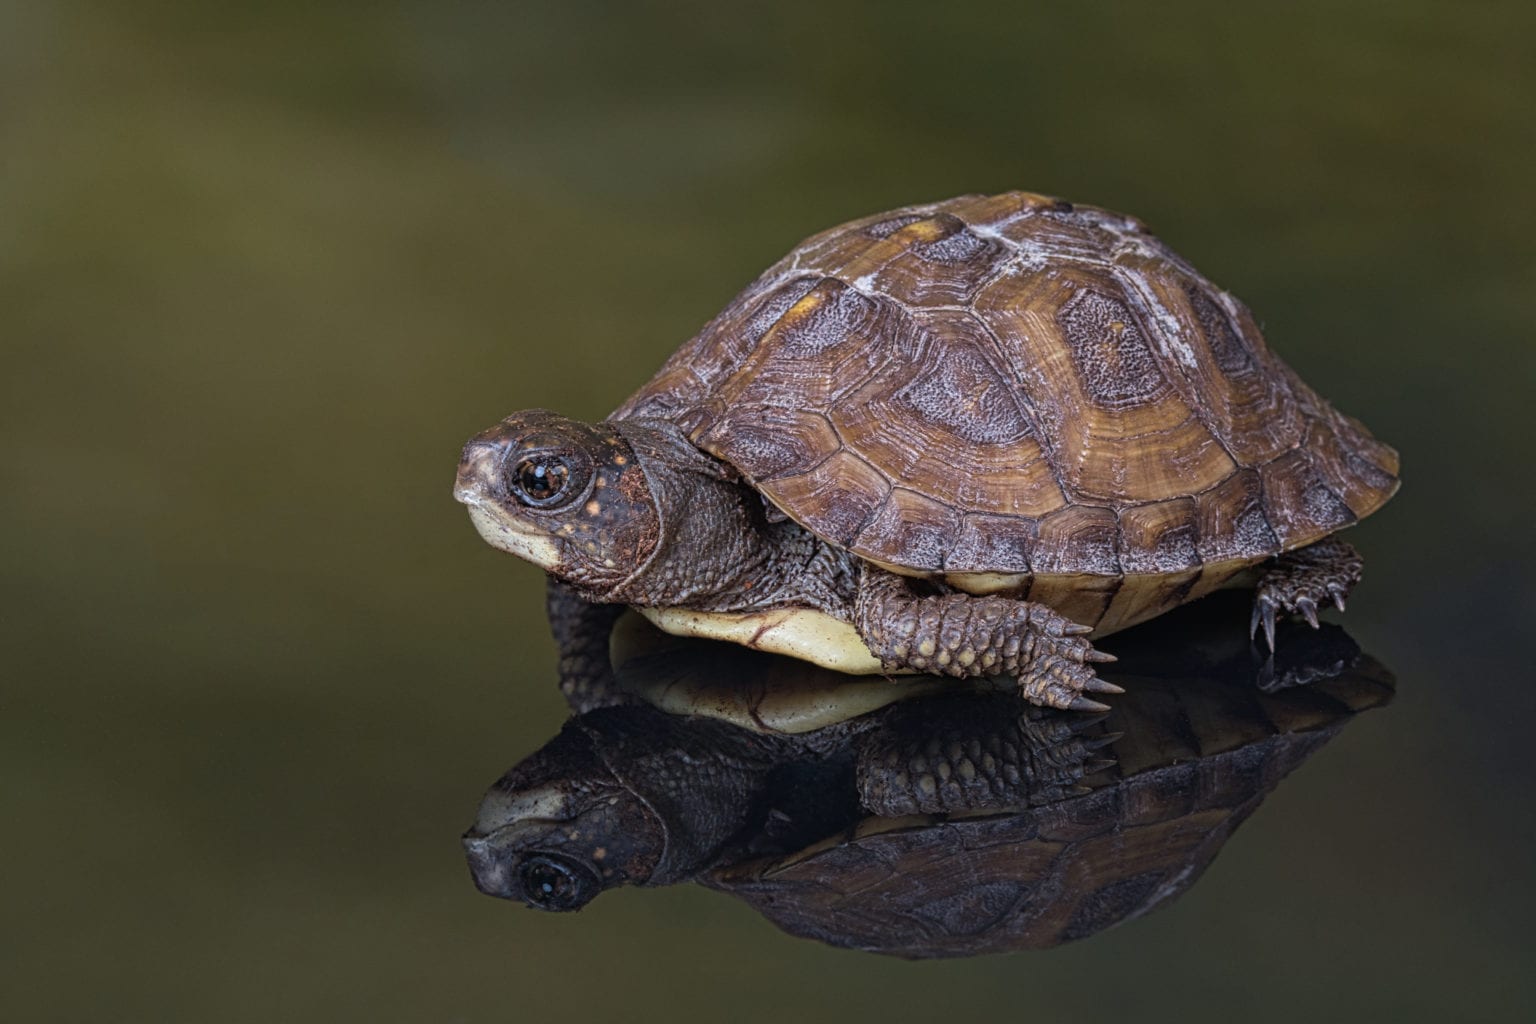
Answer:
4, 1, 1532, 1021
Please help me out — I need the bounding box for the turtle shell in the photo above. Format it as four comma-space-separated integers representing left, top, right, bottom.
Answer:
613, 192, 1400, 631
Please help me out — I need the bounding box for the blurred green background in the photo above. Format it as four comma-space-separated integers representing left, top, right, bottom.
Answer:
4, 0, 1533, 1020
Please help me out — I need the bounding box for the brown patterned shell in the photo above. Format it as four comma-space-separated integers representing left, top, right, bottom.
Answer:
613, 192, 1399, 619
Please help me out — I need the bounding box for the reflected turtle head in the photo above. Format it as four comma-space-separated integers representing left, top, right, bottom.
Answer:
462, 720, 664, 912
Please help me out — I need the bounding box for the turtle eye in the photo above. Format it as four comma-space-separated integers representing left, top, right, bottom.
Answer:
509, 456, 572, 507
517, 854, 598, 912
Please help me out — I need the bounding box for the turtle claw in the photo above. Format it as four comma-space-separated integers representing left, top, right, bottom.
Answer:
1251, 596, 1279, 652
1061, 621, 1095, 636
1083, 757, 1118, 775
1296, 596, 1320, 629
1083, 731, 1124, 750
1067, 712, 1111, 733
1021, 650, 1119, 713
1328, 584, 1348, 612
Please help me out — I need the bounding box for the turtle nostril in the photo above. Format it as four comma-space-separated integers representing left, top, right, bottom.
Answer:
460, 439, 506, 463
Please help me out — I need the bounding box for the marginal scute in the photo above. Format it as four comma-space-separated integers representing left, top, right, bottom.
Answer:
762, 449, 890, 548
1300, 414, 1398, 520
1258, 450, 1356, 546
945, 513, 1038, 574
697, 407, 839, 482
613, 192, 1399, 578
1117, 498, 1200, 574
1034, 505, 1120, 576
854, 488, 963, 574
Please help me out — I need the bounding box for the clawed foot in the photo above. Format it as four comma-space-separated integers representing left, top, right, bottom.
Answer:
1250, 539, 1363, 651
1017, 607, 1121, 713
1017, 710, 1121, 801
853, 566, 1123, 714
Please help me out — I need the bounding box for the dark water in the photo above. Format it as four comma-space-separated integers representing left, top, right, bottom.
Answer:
4, 1, 1533, 1021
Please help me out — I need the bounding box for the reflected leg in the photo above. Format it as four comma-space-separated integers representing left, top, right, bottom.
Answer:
853, 695, 1119, 816
546, 579, 625, 712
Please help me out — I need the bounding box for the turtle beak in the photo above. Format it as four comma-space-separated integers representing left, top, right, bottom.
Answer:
463, 833, 515, 898
462, 820, 574, 899
453, 440, 565, 570
462, 784, 579, 900
453, 439, 504, 506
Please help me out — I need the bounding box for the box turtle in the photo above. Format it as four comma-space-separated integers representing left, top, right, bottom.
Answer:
455, 191, 1400, 711
462, 596, 1394, 954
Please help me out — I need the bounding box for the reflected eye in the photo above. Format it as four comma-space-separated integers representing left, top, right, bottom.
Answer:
509, 457, 572, 507
517, 854, 597, 912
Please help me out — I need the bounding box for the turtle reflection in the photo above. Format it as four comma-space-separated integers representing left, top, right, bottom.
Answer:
465, 594, 1392, 957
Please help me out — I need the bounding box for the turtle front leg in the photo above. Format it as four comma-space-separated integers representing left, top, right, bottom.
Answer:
852, 566, 1121, 712
1251, 538, 1364, 651
546, 579, 625, 712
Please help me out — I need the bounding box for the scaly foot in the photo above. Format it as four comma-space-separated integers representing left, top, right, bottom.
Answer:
853, 567, 1122, 714
1012, 606, 1123, 712
1251, 538, 1363, 651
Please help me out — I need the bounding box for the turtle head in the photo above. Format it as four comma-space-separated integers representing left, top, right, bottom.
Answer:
454, 410, 661, 592
463, 720, 667, 912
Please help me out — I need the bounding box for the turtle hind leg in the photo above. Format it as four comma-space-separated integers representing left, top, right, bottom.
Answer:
852, 566, 1122, 713
1251, 538, 1364, 651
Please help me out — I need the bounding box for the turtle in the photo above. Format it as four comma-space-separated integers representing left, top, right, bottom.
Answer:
454, 191, 1400, 711
462, 594, 1395, 955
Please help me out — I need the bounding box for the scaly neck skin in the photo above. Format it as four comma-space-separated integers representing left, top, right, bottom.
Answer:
601, 419, 860, 617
